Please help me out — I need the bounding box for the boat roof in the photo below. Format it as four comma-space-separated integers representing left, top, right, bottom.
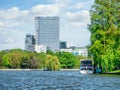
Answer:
80, 59, 93, 61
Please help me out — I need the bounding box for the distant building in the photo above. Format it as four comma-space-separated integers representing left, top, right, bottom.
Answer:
25, 33, 35, 52
72, 47, 88, 56
60, 46, 88, 56
35, 16, 60, 51
69, 46, 76, 50
60, 48, 73, 53
35, 45, 46, 53
60, 41, 67, 49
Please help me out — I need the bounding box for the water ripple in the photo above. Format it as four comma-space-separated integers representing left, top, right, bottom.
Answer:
0, 70, 120, 90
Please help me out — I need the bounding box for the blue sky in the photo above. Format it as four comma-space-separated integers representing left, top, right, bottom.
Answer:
0, 0, 94, 50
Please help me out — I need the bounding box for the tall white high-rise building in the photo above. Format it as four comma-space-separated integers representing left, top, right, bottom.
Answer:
35, 17, 60, 51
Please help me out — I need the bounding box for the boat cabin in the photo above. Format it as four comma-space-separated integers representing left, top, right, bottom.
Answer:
80, 60, 93, 67
80, 60, 93, 74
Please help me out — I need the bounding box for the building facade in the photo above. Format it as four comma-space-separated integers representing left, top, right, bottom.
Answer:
25, 33, 35, 51
71, 47, 88, 56
35, 17, 60, 51
35, 45, 46, 53
60, 41, 67, 49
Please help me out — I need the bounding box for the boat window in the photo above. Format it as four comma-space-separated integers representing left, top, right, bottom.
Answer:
81, 60, 92, 66
81, 68, 86, 70
88, 68, 93, 70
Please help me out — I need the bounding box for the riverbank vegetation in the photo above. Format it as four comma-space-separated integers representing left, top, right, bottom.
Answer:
0, 49, 83, 71
88, 0, 120, 72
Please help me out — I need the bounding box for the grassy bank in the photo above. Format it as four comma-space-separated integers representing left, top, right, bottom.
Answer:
109, 70, 120, 73
105, 70, 120, 74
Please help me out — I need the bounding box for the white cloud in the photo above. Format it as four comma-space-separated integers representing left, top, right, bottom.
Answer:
69, 0, 94, 10
72, 1, 92, 9
20, 10, 29, 17
0, 4, 60, 25
53, 0, 71, 8
0, 7, 30, 28
31, 4, 59, 16
7, 21, 20, 27
0, 30, 15, 44
0, 7, 30, 20
0, 7, 19, 19
0, 36, 15, 44
66, 10, 90, 27
0, 4, 61, 20
4, 37, 15, 43
0, 21, 6, 27
71, 3, 83, 9
0, 20, 20, 28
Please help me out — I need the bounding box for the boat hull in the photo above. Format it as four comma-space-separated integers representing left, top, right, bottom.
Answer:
80, 70, 93, 74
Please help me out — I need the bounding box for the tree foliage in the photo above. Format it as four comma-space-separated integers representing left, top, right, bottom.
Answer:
45, 54, 60, 71
0, 49, 80, 70
0, 51, 7, 68
88, 0, 120, 72
56, 52, 77, 69
2, 49, 40, 69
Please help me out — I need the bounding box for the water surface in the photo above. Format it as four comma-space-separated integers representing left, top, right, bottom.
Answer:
0, 70, 120, 90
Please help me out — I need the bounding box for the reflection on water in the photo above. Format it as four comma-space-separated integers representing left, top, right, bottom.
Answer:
0, 70, 120, 90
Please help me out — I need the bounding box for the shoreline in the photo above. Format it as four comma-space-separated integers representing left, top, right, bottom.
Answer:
103, 72, 120, 75
0, 69, 119, 74
0, 69, 79, 71
0, 69, 43, 71
60, 69, 79, 71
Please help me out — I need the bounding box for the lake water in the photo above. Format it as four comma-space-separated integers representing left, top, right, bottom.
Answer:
0, 70, 120, 90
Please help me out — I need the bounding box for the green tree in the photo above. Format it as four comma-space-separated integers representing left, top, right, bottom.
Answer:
56, 52, 76, 69
45, 54, 60, 70
2, 49, 23, 68
20, 51, 31, 69
88, 0, 120, 72
20, 51, 40, 69
75, 55, 85, 68
0, 51, 7, 68
37, 52, 46, 69
2, 49, 44, 69
46, 50, 54, 55
29, 53, 40, 69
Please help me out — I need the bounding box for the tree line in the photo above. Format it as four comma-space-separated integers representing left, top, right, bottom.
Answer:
0, 49, 84, 70
88, 0, 120, 72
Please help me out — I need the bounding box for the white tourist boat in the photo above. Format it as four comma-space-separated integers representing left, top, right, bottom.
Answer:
80, 60, 94, 74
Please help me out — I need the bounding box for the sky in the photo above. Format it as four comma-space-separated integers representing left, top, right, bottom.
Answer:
0, 0, 94, 50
